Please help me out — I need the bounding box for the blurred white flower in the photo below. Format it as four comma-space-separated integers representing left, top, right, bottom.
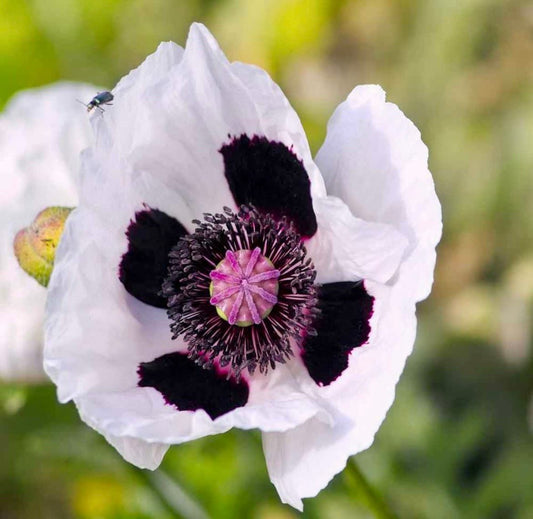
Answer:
0, 82, 97, 382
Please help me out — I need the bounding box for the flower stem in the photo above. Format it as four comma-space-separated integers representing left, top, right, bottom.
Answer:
345, 459, 399, 519
136, 468, 211, 519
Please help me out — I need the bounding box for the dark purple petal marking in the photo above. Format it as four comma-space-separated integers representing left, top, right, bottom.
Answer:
119, 207, 188, 308
219, 134, 317, 237
138, 352, 249, 419
302, 281, 374, 386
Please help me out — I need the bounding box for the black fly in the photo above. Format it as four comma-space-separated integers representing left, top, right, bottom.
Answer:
79, 91, 114, 113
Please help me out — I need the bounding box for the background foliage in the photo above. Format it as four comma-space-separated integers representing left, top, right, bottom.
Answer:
2, 0, 533, 517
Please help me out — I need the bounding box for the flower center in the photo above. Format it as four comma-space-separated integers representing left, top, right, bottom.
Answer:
162, 206, 318, 377
209, 248, 280, 326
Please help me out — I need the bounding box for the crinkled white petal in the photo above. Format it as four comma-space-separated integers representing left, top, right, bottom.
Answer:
86, 23, 324, 232
263, 281, 417, 507
262, 416, 353, 511
0, 82, 96, 382
102, 433, 169, 470
74, 359, 330, 445
262, 85, 441, 508
306, 196, 408, 284
229, 61, 326, 200
45, 25, 330, 459
315, 84, 442, 302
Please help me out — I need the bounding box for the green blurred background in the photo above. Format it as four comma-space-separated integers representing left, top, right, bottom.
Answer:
2, 0, 533, 517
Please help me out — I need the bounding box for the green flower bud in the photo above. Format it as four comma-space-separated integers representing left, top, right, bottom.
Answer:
13, 206, 73, 287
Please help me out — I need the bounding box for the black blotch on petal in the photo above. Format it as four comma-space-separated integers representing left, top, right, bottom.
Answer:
138, 352, 249, 419
219, 134, 317, 237
119, 207, 187, 308
302, 281, 374, 386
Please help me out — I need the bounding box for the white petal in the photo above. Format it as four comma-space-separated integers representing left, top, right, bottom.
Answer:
88, 23, 324, 230
72, 357, 330, 446
263, 279, 417, 507
263, 85, 442, 506
45, 208, 179, 402
263, 416, 351, 511
0, 82, 96, 382
229, 60, 326, 199
315, 85, 442, 302
103, 433, 169, 470
307, 196, 408, 284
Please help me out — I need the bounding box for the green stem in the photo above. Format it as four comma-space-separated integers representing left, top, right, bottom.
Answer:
345, 459, 399, 519
136, 468, 210, 519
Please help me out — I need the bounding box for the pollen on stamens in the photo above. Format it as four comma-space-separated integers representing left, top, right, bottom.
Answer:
161, 206, 318, 378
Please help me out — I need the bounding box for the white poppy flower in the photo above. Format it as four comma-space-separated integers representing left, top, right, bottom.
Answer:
44, 24, 441, 509
0, 82, 97, 382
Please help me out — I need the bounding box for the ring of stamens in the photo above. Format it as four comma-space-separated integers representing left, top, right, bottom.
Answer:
162, 206, 318, 377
